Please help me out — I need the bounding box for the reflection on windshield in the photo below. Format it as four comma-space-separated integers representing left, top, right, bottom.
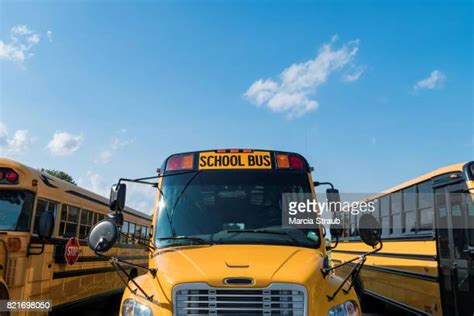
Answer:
0, 190, 34, 231
155, 171, 320, 249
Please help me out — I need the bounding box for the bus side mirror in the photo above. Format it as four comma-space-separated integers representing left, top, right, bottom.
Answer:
87, 219, 119, 253
358, 214, 382, 247
326, 188, 340, 212
110, 183, 126, 211
38, 211, 54, 239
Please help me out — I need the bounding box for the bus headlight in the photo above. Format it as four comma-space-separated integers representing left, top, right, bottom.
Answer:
328, 300, 359, 316
122, 299, 153, 316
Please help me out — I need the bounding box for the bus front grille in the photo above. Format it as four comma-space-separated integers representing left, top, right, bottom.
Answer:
173, 283, 306, 316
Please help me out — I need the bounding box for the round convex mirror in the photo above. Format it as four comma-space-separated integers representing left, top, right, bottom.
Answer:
358, 214, 382, 247
87, 219, 119, 252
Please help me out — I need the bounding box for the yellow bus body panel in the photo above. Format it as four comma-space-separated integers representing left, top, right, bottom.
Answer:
332, 240, 442, 315
121, 244, 360, 315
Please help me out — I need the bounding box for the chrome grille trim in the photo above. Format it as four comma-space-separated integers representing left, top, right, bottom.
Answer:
173, 283, 307, 316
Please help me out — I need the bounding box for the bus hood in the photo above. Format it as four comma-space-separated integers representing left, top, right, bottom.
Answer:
151, 244, 323, 291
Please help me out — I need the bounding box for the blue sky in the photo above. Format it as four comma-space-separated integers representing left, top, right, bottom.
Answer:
1, 1, 472, 213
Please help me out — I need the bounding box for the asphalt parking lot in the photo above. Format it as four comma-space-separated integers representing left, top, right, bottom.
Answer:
53, 293, 122, 316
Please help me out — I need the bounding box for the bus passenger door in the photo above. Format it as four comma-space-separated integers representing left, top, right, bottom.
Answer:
435, 183, 473, 316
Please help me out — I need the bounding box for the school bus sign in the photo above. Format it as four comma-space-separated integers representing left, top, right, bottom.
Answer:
64, 237, 80, 265
198, 150, 272, 170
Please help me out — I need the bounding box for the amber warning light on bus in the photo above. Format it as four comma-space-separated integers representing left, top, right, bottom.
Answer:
276, 153, 305, 170
0, 168, 19, 184
166, 154, 194, 171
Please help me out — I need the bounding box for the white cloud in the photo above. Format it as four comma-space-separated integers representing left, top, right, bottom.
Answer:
0, 123, 31, 156
11, 25, 31, 36
95, 150, 113, 164
244, 36, 361, 118
46, 30, 52, 42
0, 24, 44, 62
414, 70, 446, 90
47, 131, 83, 156
111, 137, 132, 151
94, 132, 133, 164
342, 66, 366, 82
127, 182, 156, 215
78, 172, 109, 197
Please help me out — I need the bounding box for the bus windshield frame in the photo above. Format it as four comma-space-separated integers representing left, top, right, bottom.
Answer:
0, 189, 35, 232
154, 169, 321, 249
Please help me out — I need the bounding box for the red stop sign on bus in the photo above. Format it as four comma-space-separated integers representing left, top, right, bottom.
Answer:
64, 237, 80, 265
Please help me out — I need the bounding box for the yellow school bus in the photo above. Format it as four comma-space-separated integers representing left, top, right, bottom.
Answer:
87, 149, 388, 316
0, 158, 151, 315
333, 161, 474, 315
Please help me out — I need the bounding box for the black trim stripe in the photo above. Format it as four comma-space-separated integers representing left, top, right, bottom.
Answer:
65, 190, 109, 207
341, 234, 435, 243
52, 264, 148, 279
347, 262, 438, 282
40, 175, 58, 188
332, 249, 436, 261
75, 255, 148, 263
30, 237, 148, 249
363, 289, 431, 315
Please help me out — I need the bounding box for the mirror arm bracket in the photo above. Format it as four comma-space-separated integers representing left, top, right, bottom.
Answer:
322, 240, 382, 277
324, 241, 383, 301
327, 235, 339, 251
110, 258, 155, 301
326, 256, 366, 302
313, 181, 335, 189
95, 251, 158, 278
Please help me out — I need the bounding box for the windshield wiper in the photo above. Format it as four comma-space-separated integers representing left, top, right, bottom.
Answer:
157, 236, 212, 245
224, 229, 300, 244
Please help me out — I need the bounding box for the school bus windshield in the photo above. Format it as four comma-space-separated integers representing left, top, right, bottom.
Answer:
0, 189, 34, 231
155, 170, 321, 249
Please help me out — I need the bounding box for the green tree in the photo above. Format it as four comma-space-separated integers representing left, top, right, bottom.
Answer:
41, 169, 77, 185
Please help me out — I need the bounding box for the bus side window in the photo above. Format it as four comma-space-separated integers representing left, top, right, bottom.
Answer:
141, 226, 147, 241
467, 194, 474, 247
135, 225, 142, 241
79, 209, 94, 239
59, 204, 79, 237
34, 199, 57, 235
380, 195, 390, 237
391, 191, 402, 236
121, 221, 129, 244
350, 212, 357, 237
343, 212, 350, 238
372, 199, 380, 224
417, 181, 434, 232
128, 222, 135, 244
403, 186, 417, 234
